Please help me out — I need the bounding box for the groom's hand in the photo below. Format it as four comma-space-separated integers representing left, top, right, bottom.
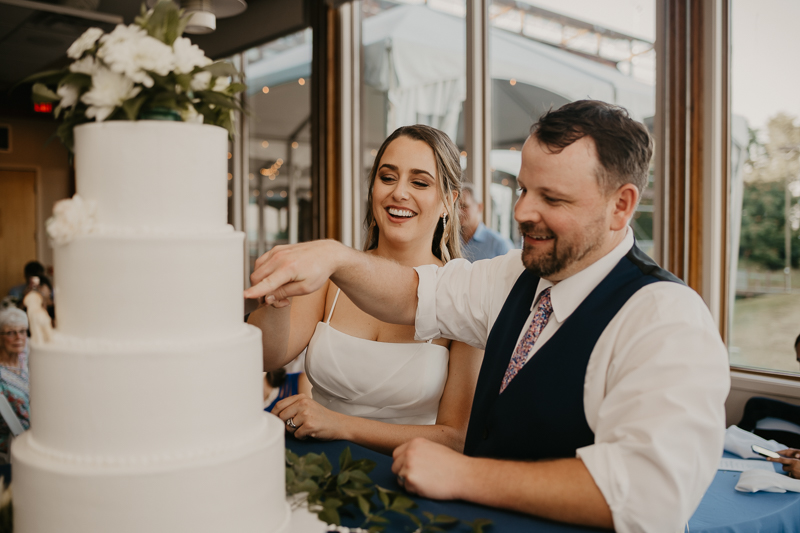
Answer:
244, 240, 346, 303
392, 438, 469, 500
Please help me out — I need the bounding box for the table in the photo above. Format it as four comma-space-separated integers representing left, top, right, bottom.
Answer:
286, 438, 800, 533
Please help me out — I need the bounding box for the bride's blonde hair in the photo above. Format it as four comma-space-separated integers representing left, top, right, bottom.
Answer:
363, 125, 463, 263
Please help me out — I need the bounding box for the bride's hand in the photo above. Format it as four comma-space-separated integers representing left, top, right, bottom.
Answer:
272, 393, 345, 441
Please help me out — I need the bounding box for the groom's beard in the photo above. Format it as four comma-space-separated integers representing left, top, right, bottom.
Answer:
519, 220, 603, 279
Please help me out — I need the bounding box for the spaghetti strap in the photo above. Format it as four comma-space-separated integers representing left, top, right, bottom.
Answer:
326, 288, 341, 324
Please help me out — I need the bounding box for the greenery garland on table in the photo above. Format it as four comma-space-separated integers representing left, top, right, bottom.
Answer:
286, 447, 492, 533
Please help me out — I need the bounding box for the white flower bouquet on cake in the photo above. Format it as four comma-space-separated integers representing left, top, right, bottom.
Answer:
24, 0, 245, 151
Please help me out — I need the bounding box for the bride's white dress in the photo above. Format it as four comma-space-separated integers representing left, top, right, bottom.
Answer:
305, 289, 450, 425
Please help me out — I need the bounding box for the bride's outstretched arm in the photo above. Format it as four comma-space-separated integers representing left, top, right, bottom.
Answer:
244, 240, 419, 326
271, 341, 483, 455
246, 279, 328, 372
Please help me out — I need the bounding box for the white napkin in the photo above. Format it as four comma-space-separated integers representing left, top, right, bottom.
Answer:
735, 469, 800, 493
724, 425, 785, 459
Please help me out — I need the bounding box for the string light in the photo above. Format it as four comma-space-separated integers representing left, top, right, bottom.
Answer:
291, 142, 299, 149
262, 86, 269, 94
227, 190, 232, 197
252, 189, 260, 197
510, 147, 517, 151
280, 191, 287, 198
460, 151, 467, 157
227, 152, 232, 159
267, 190, 274, 197
370, 149, 377, 156
298, 78, 305, 86
261, 140, 269, 148
509, 79, 517, 86
227, 173, 232, 180
249, 173, 255, 180
501, 179, 509, 186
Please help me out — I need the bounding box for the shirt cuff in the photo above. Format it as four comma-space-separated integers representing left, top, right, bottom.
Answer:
576, 443, 628, 532
413, 264, 440, 341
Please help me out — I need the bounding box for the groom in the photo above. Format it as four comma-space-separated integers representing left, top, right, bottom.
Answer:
245, 100, 730, 532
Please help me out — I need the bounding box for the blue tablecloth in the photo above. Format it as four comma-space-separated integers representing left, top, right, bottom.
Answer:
287, 438, 800, 533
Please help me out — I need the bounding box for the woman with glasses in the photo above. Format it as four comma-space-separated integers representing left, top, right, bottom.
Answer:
248, 125, 483, 455
0, 307, 31, 456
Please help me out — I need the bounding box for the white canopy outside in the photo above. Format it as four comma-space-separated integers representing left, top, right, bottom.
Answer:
247, 4, 655, 143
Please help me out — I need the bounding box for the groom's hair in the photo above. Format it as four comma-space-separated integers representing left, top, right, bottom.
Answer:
530, 100, 653, 196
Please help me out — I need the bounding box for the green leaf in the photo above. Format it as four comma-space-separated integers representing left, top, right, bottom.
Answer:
337, 471, 350, 485
347, 470, 373, 484
367, 515, 390, 524
367, 526, 385, 533
203, 61, 239, 78
286, 450, 300, 465
339, 447, 353, 470
226, 82, 247, 95
377, 489, 390, 508
423, 511, 435, 521
305, 465, 324, 477
323, 498, 342, 509
433, 515, 459, 525
317, 507, 340, 526
285, 467, 295, 485
351, 459, 377, 473
195, 90, 239, 110
59, 72, 92, 89
122, 95, 147, 121
357, 495, 371, 517
389, 495, 416, 512
297, 479, 319, 493
32, 83, 60, 103
466, 518, 493, 533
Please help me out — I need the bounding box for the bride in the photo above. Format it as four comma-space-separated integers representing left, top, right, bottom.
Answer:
247, 124, 483, 455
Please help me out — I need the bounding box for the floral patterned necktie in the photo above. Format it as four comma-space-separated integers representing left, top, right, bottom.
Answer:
500, 287, 553, 394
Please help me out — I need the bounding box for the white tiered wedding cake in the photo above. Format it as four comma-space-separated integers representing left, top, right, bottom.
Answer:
11, 121, 290, 533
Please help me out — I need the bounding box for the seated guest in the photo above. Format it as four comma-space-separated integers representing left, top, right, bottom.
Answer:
244, 100, 730, 532
247, 125, 483, 455
459, 183, 514, 261
0, 308, 31, 456
769, 448, 800, 478
7, 261, 45, 302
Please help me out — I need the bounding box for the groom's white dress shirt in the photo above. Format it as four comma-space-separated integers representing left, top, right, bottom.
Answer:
413, 228, 731, 533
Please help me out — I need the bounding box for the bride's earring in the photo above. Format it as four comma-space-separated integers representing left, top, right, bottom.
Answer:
441, 214, 447, 231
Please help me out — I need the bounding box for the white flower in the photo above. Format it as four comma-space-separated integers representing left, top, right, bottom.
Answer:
46, 195, 97, 246
57, 84, 80, 108
100, 35, 175, 88
98, 24, 148, 50
66, 27, 104, 59
69, 55, 98, 75
173, 37, 211, 74
213, 76, 230, 92
190, 71, 212, 91
81, 67, 141, 122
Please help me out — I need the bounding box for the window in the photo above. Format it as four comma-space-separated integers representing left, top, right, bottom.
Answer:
487, 0, 657, 252
238, 28, 315, 272
728, 0, 800, 375
360, 0, 467, 243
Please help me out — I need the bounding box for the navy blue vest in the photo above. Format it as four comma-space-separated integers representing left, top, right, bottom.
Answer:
463, 245, 682, 460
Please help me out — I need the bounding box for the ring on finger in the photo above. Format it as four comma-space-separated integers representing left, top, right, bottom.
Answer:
397, 475, 405, 486
286, 417, 298, 429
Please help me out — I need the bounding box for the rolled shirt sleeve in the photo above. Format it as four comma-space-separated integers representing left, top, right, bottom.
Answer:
577, 283, 730, 533
413, 251, 524, 349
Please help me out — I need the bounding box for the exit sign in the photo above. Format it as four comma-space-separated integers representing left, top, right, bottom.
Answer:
33, 102, 53, 113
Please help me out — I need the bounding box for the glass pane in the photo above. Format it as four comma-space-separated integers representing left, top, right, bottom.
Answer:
361, 0, 467, 244
242, 28, 314, 272
729, 0, 800, 374
487, 0, 657, 253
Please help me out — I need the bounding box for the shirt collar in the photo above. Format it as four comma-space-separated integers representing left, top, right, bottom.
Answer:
532, 228, 635, 323
470, 223, 489, 242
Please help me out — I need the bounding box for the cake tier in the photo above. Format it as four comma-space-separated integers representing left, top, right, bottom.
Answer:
74, 121, 229, 231
54, 230, 244, 341
11, 414, 289, 533
29, 325, 263, 457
